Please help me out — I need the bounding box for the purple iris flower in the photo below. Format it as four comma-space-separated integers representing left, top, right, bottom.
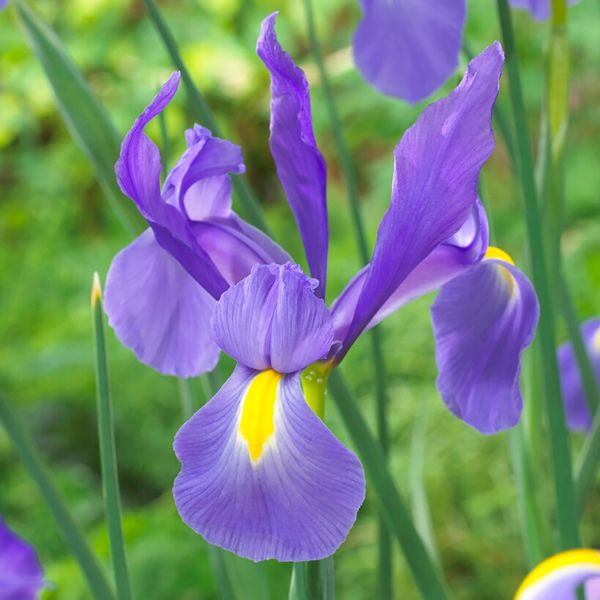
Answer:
0, 1, 7, 10
0, 518, 44, 599
557, 318, 600, 432
105, 13, 538, 560
353, 0, 576, 102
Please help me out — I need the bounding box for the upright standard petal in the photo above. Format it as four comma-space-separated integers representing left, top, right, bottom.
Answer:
431, 253, 539, 434
342, 44, 504, 352
353, 0, 466, 102
173, 366, 365, 562
0, 518, 44, 600
115, 72, 228, 299
212, 263, 333, 373
515, 549, 600, 600
557, 318, 600, 432
257, 13, 329, 298
509, 0, 577, 21
104, 229, 220, 377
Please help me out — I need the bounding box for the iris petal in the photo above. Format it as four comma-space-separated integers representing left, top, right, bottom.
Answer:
431, 258, 539, 434
257, 13, 329, 297
173, 365, 365, 562
509, 0, 577, 21
104, 229, 220, 377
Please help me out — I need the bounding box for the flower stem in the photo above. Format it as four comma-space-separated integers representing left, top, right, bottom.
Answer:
92, 275, 132, 600
299, 1, 392, 595
0, 394, 114, 600
495, 0, 580, 550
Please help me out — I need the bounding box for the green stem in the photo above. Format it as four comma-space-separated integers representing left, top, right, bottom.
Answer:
0, 395, 114, 600
142, 0, 269, 234
328, 370, 449, 600
299, 0, 392, 594
92, 276, 132, 600
496, 0, 580, 550
576, 410, 600, 513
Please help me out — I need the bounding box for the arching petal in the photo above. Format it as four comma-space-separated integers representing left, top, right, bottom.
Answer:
257, 13, 328, 298
173, 366, 365, 562
431, 258, 539, 434
557, 318, 600, 432
104, 229, 220, 378
509, 0, 577, 21
332, 201, 488, 350
212, 263, 333, 373
342, 44, 503, 352
0, 519, 44, 600
353, 0, 466, 102
515, 549, 600, 600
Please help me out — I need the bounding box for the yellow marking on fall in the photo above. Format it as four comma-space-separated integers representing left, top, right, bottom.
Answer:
484, 246, 515, 265
514, 549, 600, 599
239, 370, 283, 461
593, 326, 600, 354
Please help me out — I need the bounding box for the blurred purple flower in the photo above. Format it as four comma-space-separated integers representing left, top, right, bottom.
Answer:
557, 318, 600, 431
353, 0, 576, 102
0, 0, 7, 11
0, 518, 44, 600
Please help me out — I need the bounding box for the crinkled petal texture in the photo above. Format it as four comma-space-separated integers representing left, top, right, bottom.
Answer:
0, 519, 44, 600
104, 229, 219, 377
509, 0, 577, 21
557, 318, 600, 432
431, 259, 539, 434
341, 44, 504, 354
212, 263, 334, 373
331, 200, 488, 345
515, 549, 600, 600
353, 0, 466, 102
257, 13, 328, 297
173, 366, 365, 562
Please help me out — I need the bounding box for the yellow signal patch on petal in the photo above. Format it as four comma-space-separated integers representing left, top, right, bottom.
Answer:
514, 549, 600, 599
239, 369, 283, 462
485, 246, 515, 265
593, 326, 600, 354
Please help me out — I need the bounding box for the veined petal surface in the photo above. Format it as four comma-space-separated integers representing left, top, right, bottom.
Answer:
342, 45, 503, 351
0, 518, 44, 600
257, 13, 328, 297
212, 263, 333, 373
173, 366, 365, 562
431, 257, 539, 434
104, 229, 220, 377
557, 318, 600, 431
353, 0, 466, 102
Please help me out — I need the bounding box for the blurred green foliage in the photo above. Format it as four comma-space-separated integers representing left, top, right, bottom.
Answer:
0, 0, 599, 598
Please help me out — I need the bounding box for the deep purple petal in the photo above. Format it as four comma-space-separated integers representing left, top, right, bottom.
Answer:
257, 13, 328, 297
557, 318, 600, 432
342, 45, 504, 352
173, 366, 365, 562
332, 201, 488, 349
509, 0, 577, 21
0, 518, 44, 599
104, 229, 220, 377
212, 263, 333, 373
353, 0, 466, 102
431, 259, 539, 434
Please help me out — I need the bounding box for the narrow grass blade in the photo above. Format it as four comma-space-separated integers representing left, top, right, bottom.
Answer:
92, 275, 132, 600
142, 0, 269, 234
328, 370, 450, 600
289, 559, 334, 600
495, 0, 580, 550
289, 563, 309, 600
0, 394, 114, 600
576, 411, 600, 512
15, 1, 143, 236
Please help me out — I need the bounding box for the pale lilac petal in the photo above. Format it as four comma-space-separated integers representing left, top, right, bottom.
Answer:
212, 264, 333, 373
342, 45, 504, 352
173, 366, 365, 562
0, 1, 7, 10
332, 201, 488, 347
557, 318, 600, 432
104, 229, 219, 377
431, 259, 539, 434
0, 518, 44, 600
257, 13, 328, 297
509, 0, 577, 21
353, 0, 466, 102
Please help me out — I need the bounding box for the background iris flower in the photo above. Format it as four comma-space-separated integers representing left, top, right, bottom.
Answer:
103, 12, 539, 559
558, 317, 600, 431
353, 0, 577, 102
0, 518, 44, 599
